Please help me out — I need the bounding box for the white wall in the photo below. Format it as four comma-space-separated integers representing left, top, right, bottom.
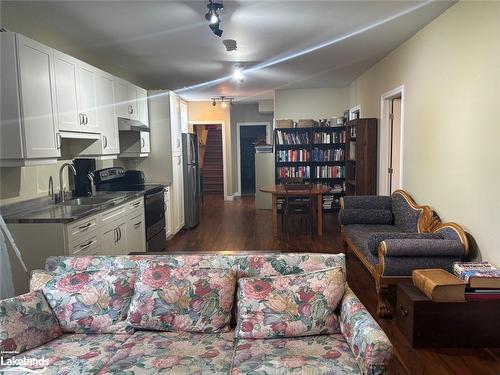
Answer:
349, 2, 500, 266
274, 87, 349, 120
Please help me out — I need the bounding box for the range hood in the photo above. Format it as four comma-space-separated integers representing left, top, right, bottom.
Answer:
118, 117, 150, 132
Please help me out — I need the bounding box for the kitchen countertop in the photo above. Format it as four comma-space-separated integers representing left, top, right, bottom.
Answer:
1, 191, 145, 224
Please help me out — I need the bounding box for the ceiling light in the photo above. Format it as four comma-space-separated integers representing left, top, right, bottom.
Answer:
205, 0, 224, 37
232, 67, 244, 82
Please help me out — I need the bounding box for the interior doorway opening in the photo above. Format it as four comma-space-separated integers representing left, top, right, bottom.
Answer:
192, 124, 224, 195
380, 86, 404, 195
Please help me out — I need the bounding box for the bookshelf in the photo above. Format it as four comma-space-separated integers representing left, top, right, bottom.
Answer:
274, 126, 347, 212
345, 118, 377, 195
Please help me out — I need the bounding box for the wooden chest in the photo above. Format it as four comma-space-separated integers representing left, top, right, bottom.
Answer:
396, 284, 500, 348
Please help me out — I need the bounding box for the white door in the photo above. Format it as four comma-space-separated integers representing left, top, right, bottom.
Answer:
53, 51, 81, 132
96, 72, 119, 155
170, 93, 181, 154
78, 63, 98, 132
137, 88, 149, 126
140, 131, 150, 153
389, 98, 402, 193
172, 154, 185, 231
16, 34, 60, 159
164, 189, 172, 239
126, 212, 146, 253
115, 79, 131, 119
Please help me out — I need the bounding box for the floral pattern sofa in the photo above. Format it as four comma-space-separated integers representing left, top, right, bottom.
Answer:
0, 253, 392, 375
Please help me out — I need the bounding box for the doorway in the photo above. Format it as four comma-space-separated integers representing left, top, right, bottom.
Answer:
380, 86, 404, 195
240, 125, 267, 195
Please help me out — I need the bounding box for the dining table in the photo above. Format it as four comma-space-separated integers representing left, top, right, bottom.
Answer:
259, 184, 331, 237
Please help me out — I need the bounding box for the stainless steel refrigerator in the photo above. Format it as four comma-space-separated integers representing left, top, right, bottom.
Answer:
182, 133, 202, 228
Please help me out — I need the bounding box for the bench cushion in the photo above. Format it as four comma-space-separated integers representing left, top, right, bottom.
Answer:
0, 334, 129, 374
100, 330, 235, 375
231, 334, 361, 375
343, 225, 402, 265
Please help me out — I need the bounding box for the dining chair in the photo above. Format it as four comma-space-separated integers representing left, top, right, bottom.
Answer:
283, 182, 314, 240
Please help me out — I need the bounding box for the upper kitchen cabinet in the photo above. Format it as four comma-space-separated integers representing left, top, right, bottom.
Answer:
170, 93, 182, 155
137, 87, 149, 127
53, 51, 99, 135
0, 32, 61, 166
78, 69, 120, 158
115, 80, 149, 127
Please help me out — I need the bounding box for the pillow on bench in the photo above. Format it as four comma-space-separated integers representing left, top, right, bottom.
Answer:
127, 261, 237, 333
236, 267, 345, 339
31, 268, 136, 334
0, 291, 61, 357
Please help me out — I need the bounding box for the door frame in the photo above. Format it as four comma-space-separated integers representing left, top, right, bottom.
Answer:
236, 122, 272, 197
380, 85, 405, 195
188, 121, 229, 201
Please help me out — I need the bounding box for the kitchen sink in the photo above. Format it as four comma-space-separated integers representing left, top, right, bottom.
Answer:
60, 197, 110, 206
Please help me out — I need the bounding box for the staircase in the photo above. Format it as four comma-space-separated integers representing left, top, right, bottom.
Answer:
202, 128, 224, 194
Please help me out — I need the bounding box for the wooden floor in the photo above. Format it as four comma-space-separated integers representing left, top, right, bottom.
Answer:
167, 195, 500, 375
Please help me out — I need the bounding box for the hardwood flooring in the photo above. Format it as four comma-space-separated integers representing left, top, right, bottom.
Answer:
167, 195, 500, 375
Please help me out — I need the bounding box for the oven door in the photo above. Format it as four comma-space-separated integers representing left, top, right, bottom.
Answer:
144, 189, 165, 239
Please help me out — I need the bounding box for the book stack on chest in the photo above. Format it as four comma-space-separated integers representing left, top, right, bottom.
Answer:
453, 262, 500, 300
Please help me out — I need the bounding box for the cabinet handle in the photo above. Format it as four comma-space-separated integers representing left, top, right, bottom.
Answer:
134, 221, 142, 227
132, 201, 141, 207
118, 227, 122, 241
103, 135, 108, 149
399, 304, 408, 317
79, 239, 94, 249
79, 114, 84, 125
114, 228, 118, 243
128, 105, 132, 115
56, 133, 62, 149
84, 114, 88, 125
78, 222, 92, 230
141, 137, 145, 148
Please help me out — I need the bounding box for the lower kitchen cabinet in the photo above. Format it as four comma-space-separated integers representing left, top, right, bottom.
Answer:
7, 196, 146, 294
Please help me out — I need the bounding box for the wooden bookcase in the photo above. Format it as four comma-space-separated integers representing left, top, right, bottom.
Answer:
274, 126, 346, 212
345, 118, 377, 195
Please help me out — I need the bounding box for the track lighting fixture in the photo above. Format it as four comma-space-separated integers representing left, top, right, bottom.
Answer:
205, 0, 224, 37
211, 96, 234, 107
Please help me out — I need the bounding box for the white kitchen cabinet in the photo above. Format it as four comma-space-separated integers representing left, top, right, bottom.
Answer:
164, 187, 172, 239
101, 219, 127, 256
78, 70, 120, 157
137, 88, 149, 126
126, 210, 146, 253
1, 32, 60, 166
115, 79, 140, 121
140, 131, 150, 153
77, 62, 99, 132
170, 93, 182, 154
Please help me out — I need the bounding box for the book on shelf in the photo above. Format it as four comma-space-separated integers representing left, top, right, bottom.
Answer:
311, 148, 344, 161
313, 130, 346, 144
465, 288, 500, 301
453, 262, 500, 289
331, 183, 344, 194
277, 166, 310, 179
276, 130, 309, 145
412, 269, 466, 302
277, 149, 309, 162
349, 126, 356, 138
314, 165, 345, 179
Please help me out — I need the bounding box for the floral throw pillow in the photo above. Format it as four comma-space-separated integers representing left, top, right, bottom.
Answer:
0, 291, 61, 357
236, 267, 345, 339
127, 261, 237, 333
34, 268, 136, 334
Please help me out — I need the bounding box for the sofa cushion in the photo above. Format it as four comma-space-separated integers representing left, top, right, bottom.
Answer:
45, 253, 346, 278
99, 330, 235, 375
33, 268, 136, 333
339, 209, 394, 225
231, 334, 361, 375
341, 195, 392, 210
127, 262, 237, 333
236, 268, 345, 339
343, 224, 402, 266
367, 232, 445, 255
0, 291, 61, 357
391, 191, 421, 232
0, 334, 129, 374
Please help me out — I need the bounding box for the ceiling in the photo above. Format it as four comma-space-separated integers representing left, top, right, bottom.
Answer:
1, 1, 454, 101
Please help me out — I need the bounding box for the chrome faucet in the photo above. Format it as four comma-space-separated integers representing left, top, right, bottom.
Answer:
87, 172, 96, 197
59, 163, 76, 203
48, 176, 54, 202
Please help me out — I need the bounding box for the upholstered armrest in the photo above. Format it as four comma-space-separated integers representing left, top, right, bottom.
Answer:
367, 233, 444, 255
0, 291, 61, 357
339, 287, 392, 375
339, 209, 393, 225
379, 239, 465, 257
341, 196, 392, 210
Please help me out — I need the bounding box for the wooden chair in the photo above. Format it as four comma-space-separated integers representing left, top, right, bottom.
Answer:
283, 183, 314, 240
